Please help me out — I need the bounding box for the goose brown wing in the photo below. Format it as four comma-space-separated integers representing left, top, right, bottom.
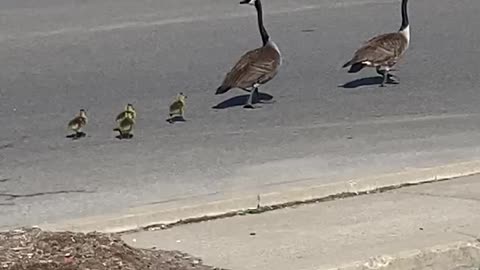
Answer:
350, 33, 407, 66
221, 46, 280, 90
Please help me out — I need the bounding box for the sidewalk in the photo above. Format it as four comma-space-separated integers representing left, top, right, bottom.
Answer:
122, 175, 480, 270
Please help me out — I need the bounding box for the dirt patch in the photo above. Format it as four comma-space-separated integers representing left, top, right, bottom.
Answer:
0, 227, 227, 270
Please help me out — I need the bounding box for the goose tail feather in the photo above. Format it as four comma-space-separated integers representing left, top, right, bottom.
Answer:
342, 60, 353, 68
347, 62, 366, 73
215, 85, 231, 95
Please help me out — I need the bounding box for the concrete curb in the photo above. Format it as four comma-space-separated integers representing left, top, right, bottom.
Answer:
333, 241, 480, 270
40, 160, 480, 233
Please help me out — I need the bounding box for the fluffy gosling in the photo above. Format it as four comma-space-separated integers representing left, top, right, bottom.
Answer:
67, 109, 87, 139
167, 92, 187, 123
114, 104, 136, 139
114, 113, 135, 139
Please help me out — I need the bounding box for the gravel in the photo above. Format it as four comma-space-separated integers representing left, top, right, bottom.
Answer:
0, 227, 227, 270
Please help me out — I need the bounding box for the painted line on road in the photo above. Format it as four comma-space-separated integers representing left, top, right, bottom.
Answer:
37, 159, 480, 233
204, 112, 479, 138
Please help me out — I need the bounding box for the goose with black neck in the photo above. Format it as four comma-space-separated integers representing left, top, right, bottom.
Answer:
342, 0, 410, 87
215, 0, 282, 109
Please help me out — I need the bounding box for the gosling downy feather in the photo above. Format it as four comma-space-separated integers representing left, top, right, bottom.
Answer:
216, 0, 282, 108
169, 92, 187, 117
68, 109, 87, 138
116, 103, 136, 122
114, 105, 136, 139
114, 116, 135, 139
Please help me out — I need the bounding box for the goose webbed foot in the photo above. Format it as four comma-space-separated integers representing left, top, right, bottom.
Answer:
377, 68, 399, 86
387, 74, 400, 84
243, 104, 259, 109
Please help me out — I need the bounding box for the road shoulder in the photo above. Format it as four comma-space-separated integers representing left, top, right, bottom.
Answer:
122, 175, 480, 270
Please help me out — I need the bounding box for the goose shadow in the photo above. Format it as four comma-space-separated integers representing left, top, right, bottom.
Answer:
340, 76, 399, 89
166, 116, 186, 124
212, 92, 274, 109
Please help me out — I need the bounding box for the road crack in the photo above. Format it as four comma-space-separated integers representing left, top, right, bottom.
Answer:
0, 189, 93, 201
119, 175, 461, 235
399, 191, 480, 203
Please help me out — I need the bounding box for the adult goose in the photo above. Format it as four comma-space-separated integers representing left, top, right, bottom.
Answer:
215, 0, 282, 109
342, 0, 410, 87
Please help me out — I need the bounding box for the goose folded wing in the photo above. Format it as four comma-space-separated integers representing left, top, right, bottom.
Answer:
350, 33, 408, 64
352, 44, 395, 65
222, 47, 279, 89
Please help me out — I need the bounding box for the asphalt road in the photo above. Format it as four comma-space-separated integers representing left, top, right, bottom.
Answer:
1, 0, 480, 229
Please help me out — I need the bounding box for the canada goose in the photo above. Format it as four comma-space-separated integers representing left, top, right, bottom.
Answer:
167, 92, 187, 123
215, 0, 282, 109
116, 103, 136, 122
67, 109, 87, 139
342, 0, 410, 87
113, 113, 135, 139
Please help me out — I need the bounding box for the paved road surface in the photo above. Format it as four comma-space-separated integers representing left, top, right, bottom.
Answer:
0, 0, 480, 228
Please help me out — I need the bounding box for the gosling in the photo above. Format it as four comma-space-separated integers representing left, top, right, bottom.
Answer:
114, 113, 135, 139
67, 109, 87, 139
114, 104, 136, 139
167, 92, 187, 124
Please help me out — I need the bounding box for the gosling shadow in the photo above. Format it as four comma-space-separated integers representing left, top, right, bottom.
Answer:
66, 132, 86, 140
115, 134, 133, 140
166, 116, 187, 124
